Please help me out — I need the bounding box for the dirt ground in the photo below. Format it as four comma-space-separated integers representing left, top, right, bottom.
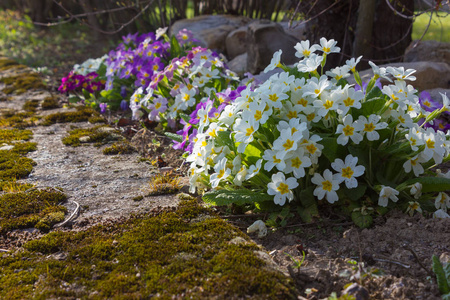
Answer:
1, 63, 449, 299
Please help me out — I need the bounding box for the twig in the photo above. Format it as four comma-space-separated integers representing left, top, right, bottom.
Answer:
402, 244, 434, 276
0, 249, 9, 253
54, 200, 80, 228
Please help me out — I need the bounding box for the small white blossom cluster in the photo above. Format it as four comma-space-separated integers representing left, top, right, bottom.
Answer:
130, 47, 238, 122
186, 38, 450, 219
73, 55, 108, 75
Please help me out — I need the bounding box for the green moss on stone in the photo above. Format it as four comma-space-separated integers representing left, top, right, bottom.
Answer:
0, 111, 38, 129
62, 125, 122, 147
0, 151, 36, 180
0, 188, 67, 233
22, 99, 40, 112
42, 106, 105, 126
0, 128, 33, 143
0, 73, 46, 95
102, 141, 135, 155
41, 96, 60, 110
0, 200, 297, 299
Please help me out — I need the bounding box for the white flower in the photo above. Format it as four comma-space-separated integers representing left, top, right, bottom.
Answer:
335, 114, 364, 145
318, 37, 340, 54
406, 201, 422, 216
294, 40, 319, 59
311, 169, 340, 203
264, 50, 283, 73
368, 61, 392, 82
345, 56, 362, 72
440, 92, 449, 111
245, 159, 263, 181
421, 127, 445, 164
210, 157, 231, 188
261, 84, 289, 110
378, 185, 399, 207
405, 126, 424, 151
435, 192, 450, 211
325, 65, 351, 82
242, 100, 272, 125
402, 154, 428, 177
331, 155, 365, 189
302, 75, 330, 98
313, 90, 341, 117
433, 209, 450, 219
283, 148, 312, 179
386, 66, 416, 81
356, 114, 388, 141
297, 53, 323, 73
263, 149, 286, 172
337, 87, 363, 116
409, 182, 422, 199
233, 118, 259, 153
267, 172, 299, 206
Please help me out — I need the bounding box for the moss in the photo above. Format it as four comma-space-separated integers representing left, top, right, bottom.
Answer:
41, 106, 105, 126
0, 200, 297, 298
0, 188, 67, 233
132, 195, 144, 202
102, 141, 135, 155
10, 142, 37, 154
62, 125, 122, 147
0, 73, 46, 94
146, 171, 182, 196
0, 58, 19, 69
41, 96, 60, 110
22, 99, 40, 112
0, 128, 33, 143
0, 111, 38, 129
0, 151, 36, 180
0, 180, 33, 193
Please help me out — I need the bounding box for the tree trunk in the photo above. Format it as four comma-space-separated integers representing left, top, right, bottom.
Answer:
353, 0, 377, 65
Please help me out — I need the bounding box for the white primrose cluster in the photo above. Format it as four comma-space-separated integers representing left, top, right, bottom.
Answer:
186, 38, 450, 217
129, 47, 239, 122
73, 55, 108, 75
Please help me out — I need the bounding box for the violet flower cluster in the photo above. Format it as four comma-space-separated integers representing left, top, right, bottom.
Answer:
58, 71, 104, 95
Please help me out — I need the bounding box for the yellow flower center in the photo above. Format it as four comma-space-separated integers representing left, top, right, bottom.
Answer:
342, 125, 354, 136
343, 97, 354, 106
291, 157, 302, 168
364, 123, 375, 132
323, 47, 330, 53
306, 113, 316, 122
322, 180, 332, 191
246, 126, 254, 136
426, 138, 435, 149
287, 110, 298, 119
297, 98, 308, 107
155, 103, 161, 109
183, 94, 190, 101
269, 94, 279, 102
218, 169, 225, 178
277, 182, 290, 195
324, 100, 334, 109
341, 167, 354, 179
306, 143, 317, 154
283, 139, 295, 151
254, 110, 262, 121
273, 156, 281, 164
302, 49, 310, 56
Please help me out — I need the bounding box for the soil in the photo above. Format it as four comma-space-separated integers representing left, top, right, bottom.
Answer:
1, 61, 449, 299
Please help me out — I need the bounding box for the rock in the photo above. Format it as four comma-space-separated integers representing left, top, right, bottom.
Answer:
170, 15, 251, 55
0, 144, 14, 151
278, 21, 308, 41
227, 53, 247, 77
353, 61, 450, 92
246, 19, 300, 74
226, 27, 248, 59
404, 40, 450, 64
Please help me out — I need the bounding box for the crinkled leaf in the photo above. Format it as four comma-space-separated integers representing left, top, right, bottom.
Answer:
342, 184, 367, 202
399, 177, 450, 193
297, 186, 319, 223
202, 189, 273, 206
215, 130, 233, 148
351, 211, 373, 228
432, 255, 450, 295
319, 137, 347, 163
361, 97, 386, 116
164, 132, 182, 143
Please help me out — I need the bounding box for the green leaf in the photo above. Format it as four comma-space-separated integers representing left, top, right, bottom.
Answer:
365, 86, 382, 100
361, 97, 386, 116
297, 186, 319, 223
319, 137, 347, 163
164, 132, 183, 143
202, 189, 273, 206
170, 35, 182, 58
179, 113, 190, 124
432, 255, 450, 295
398, 177, 450, 193
342, 184, 367, 202
351, 211, 373, 228
215, 130, 233, 148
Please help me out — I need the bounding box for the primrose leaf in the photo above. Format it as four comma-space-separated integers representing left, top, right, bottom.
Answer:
164, 132, 182, 143
398, 177, 450, 193
432, 255, 450, 295
362, 97, 386, 116
351, 211, 373, 228
319, 137, 347, 163
297, 186, 319, 223
202, 189, 273, 206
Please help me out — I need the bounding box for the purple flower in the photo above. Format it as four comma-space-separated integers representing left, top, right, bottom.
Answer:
99, 103, 107, 114
419, 91, 441, 112
120, 100, 128, 111
120, 86, 128, 98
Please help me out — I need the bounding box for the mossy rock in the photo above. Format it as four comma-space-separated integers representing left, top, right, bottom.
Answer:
0, 151, 36, 180
41, 96, 60, 110
41, 106, 105, 126
0, 188, 67, 234
22, 99, 40, 112
0, 200, 297, 299
102, 140, 135, 155
0, 128, 33, 143
62, 125, 122, 147
0, 111, 38, 129
0, 73, 46, 94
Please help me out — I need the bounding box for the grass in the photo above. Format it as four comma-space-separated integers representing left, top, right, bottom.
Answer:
412, 11, 450, 42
